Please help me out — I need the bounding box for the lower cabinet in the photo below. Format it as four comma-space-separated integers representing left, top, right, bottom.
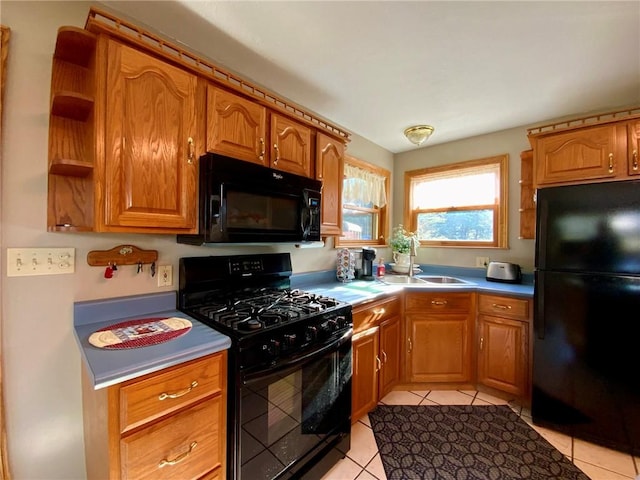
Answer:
477, 294, 532, 401
351, 295, 401, 422
81, 351, 227, 480
405, 292, 475, 383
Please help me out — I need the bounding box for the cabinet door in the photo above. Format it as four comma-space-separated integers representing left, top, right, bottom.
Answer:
206, 85, 268, 166
379, 316, 401, 398
407, 313, 472, 383
270, 113, 312, 177
477, 315, 527, 397
104, 40, 199, 231
316, 132, 344, 236
535, 124, 623, 185
628, 119, 640, 176
352, 327, 379, 423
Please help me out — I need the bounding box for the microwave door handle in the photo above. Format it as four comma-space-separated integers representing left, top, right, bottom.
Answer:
301, 208, 311, 238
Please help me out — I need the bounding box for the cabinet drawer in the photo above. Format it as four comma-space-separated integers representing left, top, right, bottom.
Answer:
120, 353, 224, 433
353, 295, 401, 332
405, 292, 472, 313
121, 396, 223, 480
478, 294, 530, 320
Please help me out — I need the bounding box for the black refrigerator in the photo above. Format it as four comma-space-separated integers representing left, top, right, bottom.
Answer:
533, 179, 640, 456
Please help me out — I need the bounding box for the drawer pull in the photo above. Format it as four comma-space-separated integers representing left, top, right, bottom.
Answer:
158, 381, 198, 401
372, 308, 386, 315
491, 303, 511, 310
431, 300, 448, 306
158, 441, 197, 468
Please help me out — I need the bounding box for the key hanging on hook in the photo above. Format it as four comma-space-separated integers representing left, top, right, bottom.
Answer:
137, 261, 143, 274
104, 263, 114, 279
150, 261, 156, 277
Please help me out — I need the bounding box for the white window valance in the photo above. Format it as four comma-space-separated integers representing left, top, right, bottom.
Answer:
343, 163, 387, 208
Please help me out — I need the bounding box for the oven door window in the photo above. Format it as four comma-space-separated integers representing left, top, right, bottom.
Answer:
239, 341, 351, 480
225, 189, 299, 232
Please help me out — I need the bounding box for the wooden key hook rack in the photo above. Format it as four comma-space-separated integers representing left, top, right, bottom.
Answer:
87, 244, 158, 267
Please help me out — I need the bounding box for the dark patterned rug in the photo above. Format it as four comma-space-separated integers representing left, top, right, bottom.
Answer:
369, 404, 590, 480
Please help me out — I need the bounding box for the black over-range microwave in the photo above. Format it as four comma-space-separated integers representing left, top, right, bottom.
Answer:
177, 153, 322, 245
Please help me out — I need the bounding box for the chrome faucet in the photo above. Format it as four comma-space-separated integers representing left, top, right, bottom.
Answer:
408, 236, 419, 277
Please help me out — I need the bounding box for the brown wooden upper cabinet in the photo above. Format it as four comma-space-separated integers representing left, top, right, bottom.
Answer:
47, 32, 202, 233
531, 115, 640, 187
206, 85, 312, 177
49, 10, 351, 235
316, 132, 344, 236
102, 40, 201, 232
628, 119, 640, 176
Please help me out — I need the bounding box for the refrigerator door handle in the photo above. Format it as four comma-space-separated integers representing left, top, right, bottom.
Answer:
535, 272, 545, 339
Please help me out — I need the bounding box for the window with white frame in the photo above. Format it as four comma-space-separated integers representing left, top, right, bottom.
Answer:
336, 156, 390, 247
405, 154, 508, 248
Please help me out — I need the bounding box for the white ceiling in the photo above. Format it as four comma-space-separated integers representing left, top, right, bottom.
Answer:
102, 1, 640, 153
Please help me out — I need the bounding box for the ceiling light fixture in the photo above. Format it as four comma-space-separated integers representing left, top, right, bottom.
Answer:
404, 125, 434, 146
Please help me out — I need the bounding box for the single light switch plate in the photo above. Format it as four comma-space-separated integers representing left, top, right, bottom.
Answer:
157, 265, 172, 287
7, 247, 75, 276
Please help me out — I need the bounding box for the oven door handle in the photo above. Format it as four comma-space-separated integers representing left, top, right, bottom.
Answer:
242, 329, 352, 383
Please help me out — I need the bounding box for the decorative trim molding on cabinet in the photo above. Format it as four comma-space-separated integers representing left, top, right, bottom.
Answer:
85, 7, 350, 143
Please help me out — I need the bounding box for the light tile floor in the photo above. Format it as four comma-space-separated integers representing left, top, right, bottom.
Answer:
321, 389, 640, 480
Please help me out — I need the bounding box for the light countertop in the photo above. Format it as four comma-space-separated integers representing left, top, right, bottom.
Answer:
293, 266, 534, 307
74, 291, 231, 390
74, 267, 532, 389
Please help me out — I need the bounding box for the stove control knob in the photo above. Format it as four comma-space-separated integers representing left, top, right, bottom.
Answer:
305, 326, 318, 342
335, 315, 348, 328
283, 334, 297, 348
266, 339, 281, 357
327, 319, 338, 331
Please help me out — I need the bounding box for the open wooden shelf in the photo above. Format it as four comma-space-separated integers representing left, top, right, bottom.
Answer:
54, 27, 96, 67
51, 91, 93, 121
49, 158, 94, 177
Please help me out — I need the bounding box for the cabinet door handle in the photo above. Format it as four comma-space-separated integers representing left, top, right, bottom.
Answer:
633, 149, 638, 171
187, 137, 195, 164
491, 303, 511, 310
273, 143, 280, 164
608, 153, 614, 173
259, 138, 265, 162
372, 308, 386, 315
158, 441, 197, 468
382, 350, 388, 364
407, 338, 412, 353
158, 380, 198, 400
431, 300, 448, 306
480, 337, 484, 351
375, 356, 382, 372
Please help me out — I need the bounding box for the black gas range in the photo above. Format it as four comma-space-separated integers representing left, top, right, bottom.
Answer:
179, 253, 353, 480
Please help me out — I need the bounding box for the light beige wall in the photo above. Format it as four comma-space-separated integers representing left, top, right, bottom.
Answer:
393, 127, 536, 271
0, 2, 390, 478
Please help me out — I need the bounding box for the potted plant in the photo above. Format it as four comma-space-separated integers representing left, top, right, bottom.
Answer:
390, 224, 415, 254
390, 225, 417, 271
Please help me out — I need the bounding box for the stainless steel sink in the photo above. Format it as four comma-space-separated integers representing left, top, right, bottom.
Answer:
380, 275, 474, 286
380, 276, 428, 285
419, 275, 473, 285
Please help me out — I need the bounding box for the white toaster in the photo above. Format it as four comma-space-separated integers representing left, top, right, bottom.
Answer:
486, 262, 522, 284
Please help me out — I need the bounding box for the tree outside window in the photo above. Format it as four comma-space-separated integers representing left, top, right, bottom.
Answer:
405, 154, 508, 248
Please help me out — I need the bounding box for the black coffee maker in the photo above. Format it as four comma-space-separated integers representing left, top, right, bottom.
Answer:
360, 247, 377, 280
